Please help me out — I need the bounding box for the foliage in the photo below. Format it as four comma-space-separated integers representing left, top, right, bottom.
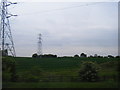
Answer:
108, 55, 114, 58
41, 54, 57, 58
32, 53, 57, 58
18, 66, 42, 82
32, 53, 38, 58
80, 53, 87, 57
79, 61, 100, 82
115, 56, 120, 58
2, 56, 17, 82
2, 49, 8, 56
74, 54, 79, 57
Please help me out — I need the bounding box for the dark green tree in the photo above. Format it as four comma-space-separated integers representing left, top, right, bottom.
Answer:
32, 53, 38, 58
108, 55, 114, 58
74, 54, 79, 57
80, 53, 87, 57
115, 56, 120, 58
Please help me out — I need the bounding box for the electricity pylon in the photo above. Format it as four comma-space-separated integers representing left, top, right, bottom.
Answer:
37, 33, 42, 56
0, 0, 17, 57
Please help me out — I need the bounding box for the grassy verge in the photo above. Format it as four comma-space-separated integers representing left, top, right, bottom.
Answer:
3, 81, 118, 88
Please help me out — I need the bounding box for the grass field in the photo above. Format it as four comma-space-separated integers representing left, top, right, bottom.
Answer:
3, 57, 119, 88
14, 57, 118, 71
14, 57, 118, 76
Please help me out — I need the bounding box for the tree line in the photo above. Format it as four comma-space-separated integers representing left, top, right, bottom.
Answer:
32, 53, 120, 58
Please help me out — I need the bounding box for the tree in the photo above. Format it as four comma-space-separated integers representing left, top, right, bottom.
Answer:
115, 56, 120, 58
79, 61, 99, 82
74, 54, 79, 57
42, 54, 57, 58
2, 49, 8, 56
108, 55, 114, 58
32, 53, 38, 58
89, 55, 93, 58
80, 53, 87, 57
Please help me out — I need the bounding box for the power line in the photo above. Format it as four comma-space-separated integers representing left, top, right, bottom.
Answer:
19, 2, 101, 16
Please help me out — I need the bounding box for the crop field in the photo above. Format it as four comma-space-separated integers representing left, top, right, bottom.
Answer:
15, 57, 118, 71
14, 57, 118, 76
3, 57, 119, 88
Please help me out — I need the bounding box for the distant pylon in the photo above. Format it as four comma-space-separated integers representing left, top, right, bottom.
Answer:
0, 0, 17, 57
37, 33, 42, 55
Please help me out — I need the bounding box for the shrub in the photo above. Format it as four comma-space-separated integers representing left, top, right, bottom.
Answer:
2, 56, 17, 82
79, 61, 100, 82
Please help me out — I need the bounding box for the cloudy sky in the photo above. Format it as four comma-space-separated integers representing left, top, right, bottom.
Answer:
6, 0, 118, 57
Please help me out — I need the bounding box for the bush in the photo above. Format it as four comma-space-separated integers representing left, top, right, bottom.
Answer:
79, 61, 100, 82
2, 56, 17, 82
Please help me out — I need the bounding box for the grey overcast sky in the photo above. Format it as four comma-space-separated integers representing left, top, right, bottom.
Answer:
7, 1, 118, 57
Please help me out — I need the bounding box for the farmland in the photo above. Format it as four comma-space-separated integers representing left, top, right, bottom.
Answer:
3, 57, 119, 88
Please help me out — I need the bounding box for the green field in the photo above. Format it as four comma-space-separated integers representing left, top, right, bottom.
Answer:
15, 57, 118, 76
3, 57, 119, 88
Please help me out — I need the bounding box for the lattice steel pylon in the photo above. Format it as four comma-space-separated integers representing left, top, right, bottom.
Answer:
37, 33, 42, 56
0, 0, 17, 57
